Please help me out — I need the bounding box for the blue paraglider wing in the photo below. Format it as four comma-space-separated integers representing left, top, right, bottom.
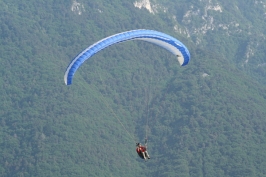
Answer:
64, 29, 190, 85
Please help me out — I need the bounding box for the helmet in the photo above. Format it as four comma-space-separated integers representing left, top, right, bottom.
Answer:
136, 143, 140, 146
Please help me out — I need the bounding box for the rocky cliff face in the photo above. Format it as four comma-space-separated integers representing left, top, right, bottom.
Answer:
133, 0, 266, 80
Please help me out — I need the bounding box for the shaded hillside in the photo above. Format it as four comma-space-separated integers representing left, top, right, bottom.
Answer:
145, 48, 266, 176
0, 0, 266, 177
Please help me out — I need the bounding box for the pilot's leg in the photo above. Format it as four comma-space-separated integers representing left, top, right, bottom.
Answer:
145, 151, 150, 159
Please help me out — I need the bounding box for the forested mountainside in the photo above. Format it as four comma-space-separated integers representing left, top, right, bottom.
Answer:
136, 0, 266, 84
0, 0, 266, 176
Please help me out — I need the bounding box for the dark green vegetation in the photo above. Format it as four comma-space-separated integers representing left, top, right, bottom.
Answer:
0, 0, 266, 176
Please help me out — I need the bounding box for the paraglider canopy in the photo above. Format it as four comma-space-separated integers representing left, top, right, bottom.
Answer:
64, 29, 190, 85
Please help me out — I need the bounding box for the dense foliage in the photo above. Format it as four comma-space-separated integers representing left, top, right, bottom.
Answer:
0, 0, 266, 176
